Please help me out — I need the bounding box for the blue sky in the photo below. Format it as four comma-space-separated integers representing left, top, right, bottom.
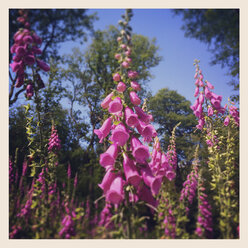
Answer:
59, 9, 236, 106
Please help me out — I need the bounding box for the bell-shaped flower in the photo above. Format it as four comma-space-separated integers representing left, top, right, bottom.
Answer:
206, 81, 214, 89
26, 84, 33, 98
134, 106, 152, 124
208, 106, 214, 116
210, 98, 221, 109
195, 79, 199, 86
115, 53, 121, 60
130, 91, 141, 105
106, 176, 124, 205
94, 117, 112, 143
123, 153, 141, 188
194, 104, 203, 118
98, 168, 117, 194
224, 116, 230, 126
117, 82, 126, 92
137, 184, 158, 208
131, 81, 141, 91
15, 46, 26, 57
211, 92, 222, 102
37, 59, 50, 72
131, 136, 150, 164
165, 168, 176, 181
194, 87, 199, 97
101, 92, 114, 109
199, 93, 204, 104
137, 120, 157, 143
110, 123, 129, 146
196, 118, 205, 130
191, 98, 199, 111
141, 167, 162, 196
199, 81, 204, 87
125, 107, 139, 127
10, 61, 23, 73
108, 97, 123, 114
204, 87, 212, 99
23, 35, 33, 44
24, 54, 35, 65
128, 70, 139, 79
121, 61, 129, 68
100, 144, 119, 170
113, 73, 121, 82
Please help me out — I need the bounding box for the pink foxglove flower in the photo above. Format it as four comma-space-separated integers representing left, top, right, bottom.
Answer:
121, 61, 129, 68
98, 168, 118, 194
100, 144, 119, 170
194, 104, 203, 118
131, 136, 150, 164
141, 167, 162, 196
115, 53, 121, 60
101, 92, 114, 109
125, 107, 139, 127
136, 120, 157, 143
134, 106, 152, 124
206, 81, 214, 89
125, 57, 132, 63
207, 106, 214, 116
110, 123, 130, 146
26, 83, 33, 98
123, 153, 141, 188
194, 87, 199, 97
117, 82, 126, 92
137, 184, 158, 208
108, 97, 123, 114
128, 70, 139, 79
113, 73, 121, 82
224, 116, 230, 126
130, 91, 141, 105
120, 44, 126, 49
94, 117, 112, 143
199, 93, 204, 104
191, 99, 199, 111
131, 81, 141, 91
106, 176, 124, 205
36, 59, 50, 72
210, 98, 221, 109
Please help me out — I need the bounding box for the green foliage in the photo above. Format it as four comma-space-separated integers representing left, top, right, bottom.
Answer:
148, 88, 197, 160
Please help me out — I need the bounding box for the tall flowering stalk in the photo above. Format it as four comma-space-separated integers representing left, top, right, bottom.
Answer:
180, 145, 200, 209
94, 9, 161, 238
10, 9, 49, 102
195, 172, 213, 238
191, 60, 239, 238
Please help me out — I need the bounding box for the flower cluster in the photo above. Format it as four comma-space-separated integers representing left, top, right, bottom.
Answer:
163, 200, 176, 238
149, 137, 176, 181
205, 130, 219, 148
191, 61, 225, 130
195, 184, 213, 238
180, 161, 199, 205
59, 214, 76, 239
225, 102, 240, 127
10, 9, 49, 99
48, 126, 61, 153
94, 15, 161, 210
9, 159, 15, 185
99, 203, 114, 229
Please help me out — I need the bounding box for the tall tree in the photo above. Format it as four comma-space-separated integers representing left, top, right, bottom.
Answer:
148, 88, 197, 161
174, 9, 239, 102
